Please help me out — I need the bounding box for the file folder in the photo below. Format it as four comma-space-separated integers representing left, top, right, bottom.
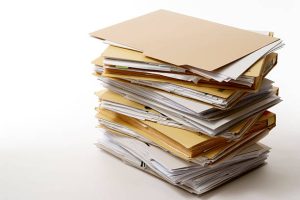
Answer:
91, 10, 278, 71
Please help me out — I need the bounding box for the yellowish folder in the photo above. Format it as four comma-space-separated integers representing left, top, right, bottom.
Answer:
94, 43, 277, 90
91, 10, 278, 71
96, 106, 275, 159
97, 89, 275, 136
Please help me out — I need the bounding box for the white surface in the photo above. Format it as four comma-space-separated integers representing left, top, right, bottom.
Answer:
0, 0, 299, 199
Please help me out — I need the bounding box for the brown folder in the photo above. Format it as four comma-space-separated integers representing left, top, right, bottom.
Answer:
91, 10, 278, 71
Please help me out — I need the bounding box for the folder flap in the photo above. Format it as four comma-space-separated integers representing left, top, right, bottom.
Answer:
98, 108, 211, 150
102, 45, 165, 65
98, 90, 160, 114
92, 56, 104, 66
143, 120, 210, 149
243, 53, 278, 77
91, 10, 278, 71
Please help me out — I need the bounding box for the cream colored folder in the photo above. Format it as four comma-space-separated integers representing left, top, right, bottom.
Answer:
96, 76, 236, 99
95, 48, 277, 90
97, 89, 275, 136
96, 105, 275, 159
91, 10, 278, 71
97, 44, 276, 80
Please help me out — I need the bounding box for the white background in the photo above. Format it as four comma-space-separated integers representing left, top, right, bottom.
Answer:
0, 0, 299, 199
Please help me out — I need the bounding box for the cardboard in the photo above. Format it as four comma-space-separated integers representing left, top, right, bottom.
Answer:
91, 10, 278, 71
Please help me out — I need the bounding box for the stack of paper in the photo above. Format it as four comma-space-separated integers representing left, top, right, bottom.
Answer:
90, 10, 283, 195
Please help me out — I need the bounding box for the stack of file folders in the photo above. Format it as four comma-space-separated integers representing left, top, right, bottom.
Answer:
90, 10, 283, 195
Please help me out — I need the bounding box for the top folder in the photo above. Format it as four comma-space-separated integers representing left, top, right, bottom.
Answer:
91, 9, 279, 71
